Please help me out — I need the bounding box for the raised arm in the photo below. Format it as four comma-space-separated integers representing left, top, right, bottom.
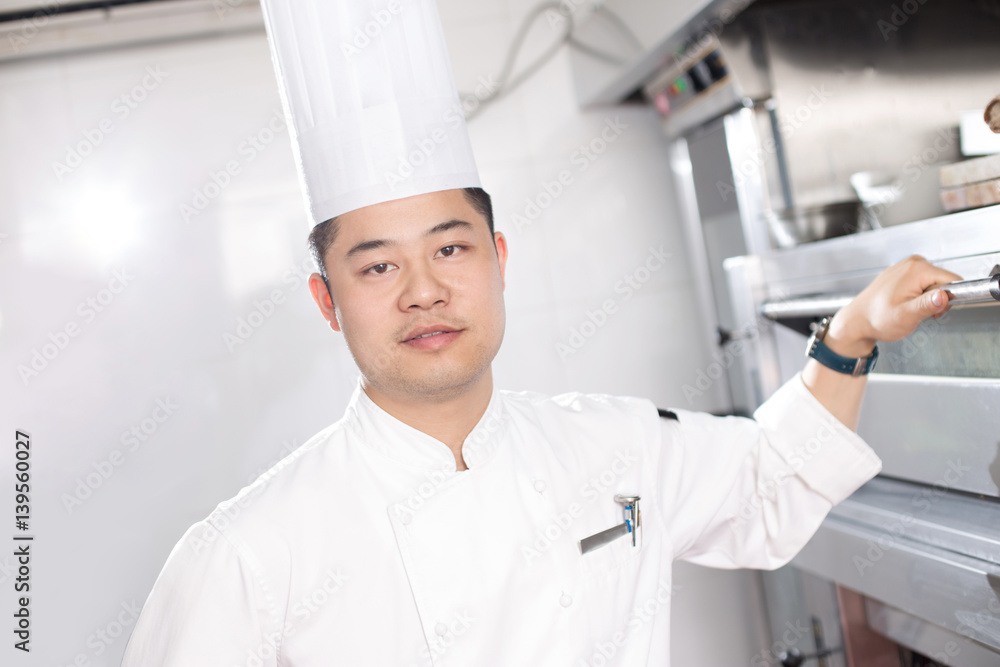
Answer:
658, 257, 966, 569
801, 255, 962, 430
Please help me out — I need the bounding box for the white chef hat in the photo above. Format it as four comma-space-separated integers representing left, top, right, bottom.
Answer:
259, 0, 482, 227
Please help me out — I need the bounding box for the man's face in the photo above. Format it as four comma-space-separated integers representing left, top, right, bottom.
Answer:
309, 189, 508, 404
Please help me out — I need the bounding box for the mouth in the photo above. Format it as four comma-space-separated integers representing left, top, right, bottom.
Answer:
411, 331, 450, 340
402, 325, 463, 349
403, 325, 460, 342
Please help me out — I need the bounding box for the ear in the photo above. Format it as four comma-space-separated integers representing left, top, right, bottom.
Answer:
494, 231, 508, 291
308, 273, 342, 332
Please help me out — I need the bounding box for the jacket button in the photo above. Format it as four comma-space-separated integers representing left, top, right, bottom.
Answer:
559, 593, 573, 607
435, 622, 448, 636
533, 479, 546, 493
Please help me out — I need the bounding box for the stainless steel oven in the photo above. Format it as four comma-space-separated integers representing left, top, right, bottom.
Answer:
725, 207, 1000, 666
571, 0, 1000, 659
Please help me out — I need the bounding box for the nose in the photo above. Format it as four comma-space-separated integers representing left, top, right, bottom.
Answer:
398, 259, 449, 311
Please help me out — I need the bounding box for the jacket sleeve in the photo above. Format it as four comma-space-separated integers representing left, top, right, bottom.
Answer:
655, 372, 882, 569
120, 518, 279, 667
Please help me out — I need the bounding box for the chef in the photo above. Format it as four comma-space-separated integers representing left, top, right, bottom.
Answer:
120, 0, 962, 665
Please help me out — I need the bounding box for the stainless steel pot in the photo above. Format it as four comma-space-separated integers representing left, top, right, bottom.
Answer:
763, 201, 863, 249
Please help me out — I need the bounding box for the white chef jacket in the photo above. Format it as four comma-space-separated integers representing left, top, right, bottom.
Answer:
121, 373, 881, 667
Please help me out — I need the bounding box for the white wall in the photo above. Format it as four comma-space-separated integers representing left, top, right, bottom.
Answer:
0, 1, 766, 664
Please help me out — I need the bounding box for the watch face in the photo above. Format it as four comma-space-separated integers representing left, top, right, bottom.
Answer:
812, 317, 830, 342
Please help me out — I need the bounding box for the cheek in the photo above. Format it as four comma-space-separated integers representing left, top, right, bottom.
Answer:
454, 257, 502, 294
481, 264, 506, 301
339, 299, 380, 333
464, 273, 505, 326
331, 285, 384, 333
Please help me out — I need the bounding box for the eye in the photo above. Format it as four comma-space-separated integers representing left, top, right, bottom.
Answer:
437, 245, 465, 258
363, 262, 396, 276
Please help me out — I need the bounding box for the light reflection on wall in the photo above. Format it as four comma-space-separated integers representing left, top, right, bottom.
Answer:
22, 178, 141, 273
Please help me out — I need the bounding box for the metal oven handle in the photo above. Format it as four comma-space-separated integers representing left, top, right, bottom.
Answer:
760, 265, 1000, 320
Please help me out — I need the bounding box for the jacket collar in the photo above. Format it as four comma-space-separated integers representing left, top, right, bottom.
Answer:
345, 374, 506, 471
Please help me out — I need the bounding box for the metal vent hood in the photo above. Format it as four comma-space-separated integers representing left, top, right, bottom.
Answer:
569, 0, 765, 109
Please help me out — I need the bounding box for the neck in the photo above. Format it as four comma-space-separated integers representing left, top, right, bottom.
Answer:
361, 370, 494, 471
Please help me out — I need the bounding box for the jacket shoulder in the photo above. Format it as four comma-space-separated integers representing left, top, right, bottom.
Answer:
201, 417, 352, 535
497, 389, 665, 457
500, 387, 661, 423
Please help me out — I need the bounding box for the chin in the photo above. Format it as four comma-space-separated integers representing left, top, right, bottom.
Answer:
407, 369, 483, 398
368, 357, 491, 401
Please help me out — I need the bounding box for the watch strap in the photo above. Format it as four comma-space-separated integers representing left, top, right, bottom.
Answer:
807, 332, 878, 376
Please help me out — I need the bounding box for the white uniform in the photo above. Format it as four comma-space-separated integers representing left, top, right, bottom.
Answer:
121, 374, 880, 667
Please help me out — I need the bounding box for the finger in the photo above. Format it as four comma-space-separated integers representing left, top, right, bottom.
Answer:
918, 264, 964, 291
906, 288, 950, 321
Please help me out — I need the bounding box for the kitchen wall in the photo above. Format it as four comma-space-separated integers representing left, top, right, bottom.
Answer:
0, 0, 765, 664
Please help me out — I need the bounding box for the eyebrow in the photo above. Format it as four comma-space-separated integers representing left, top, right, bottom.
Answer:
343, 219, 475, 259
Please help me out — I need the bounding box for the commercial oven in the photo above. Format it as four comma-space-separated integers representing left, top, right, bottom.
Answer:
570, 0, 1000, 662
725, 208, 1000, 666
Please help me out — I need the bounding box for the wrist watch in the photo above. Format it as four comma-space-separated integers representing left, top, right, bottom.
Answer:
806, 317, 878, 376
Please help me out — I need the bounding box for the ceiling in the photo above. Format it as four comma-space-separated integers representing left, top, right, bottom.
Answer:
0, 0, 264, 61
